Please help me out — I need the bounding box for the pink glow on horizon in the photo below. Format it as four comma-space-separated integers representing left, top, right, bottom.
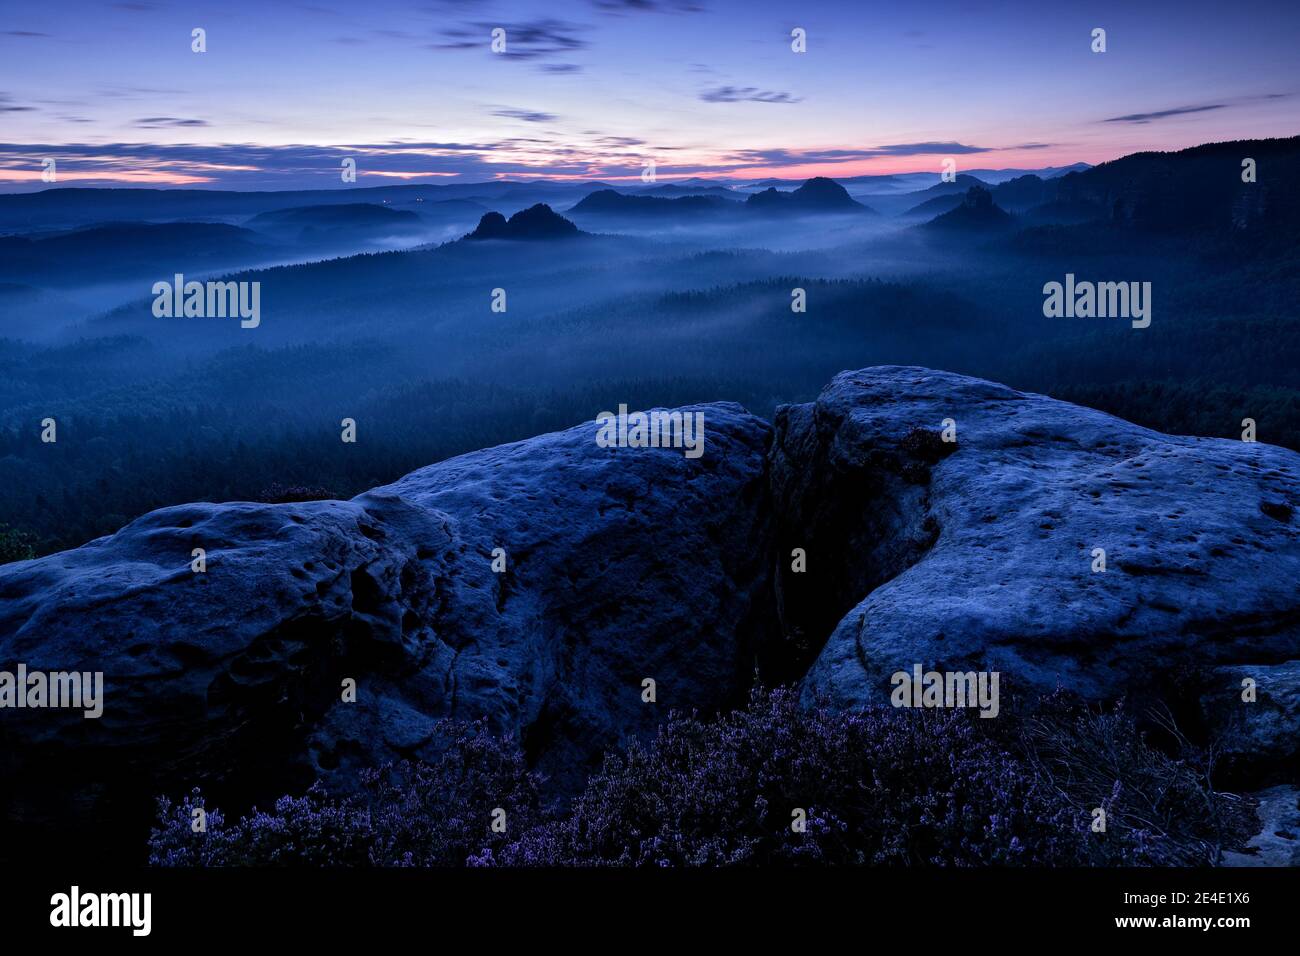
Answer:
0, 169, 217, 185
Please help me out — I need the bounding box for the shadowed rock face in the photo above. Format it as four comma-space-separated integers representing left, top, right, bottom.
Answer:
3, 365, 1298, 861
1201, 662, 1300, 778
785, 368, 1300, 752
0, 402, 774, 856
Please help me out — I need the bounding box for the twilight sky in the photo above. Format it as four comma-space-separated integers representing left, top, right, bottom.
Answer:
1, 0, 1298, 190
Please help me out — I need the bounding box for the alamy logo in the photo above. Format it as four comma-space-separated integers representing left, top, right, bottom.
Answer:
1042, 273, 1151, 328
890, 664, 1000, 718
152, 273, 261, 328
0, 664, 103, 718
50, 886, 151, 936
595, 404, 705, 459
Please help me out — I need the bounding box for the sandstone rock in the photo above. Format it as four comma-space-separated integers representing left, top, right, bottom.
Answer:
1200, 661, 1300, 781
1222, 785, 1300, 866
789, 368, 1300, 726
0, 402, 772, 855
6, 363, 1298, 864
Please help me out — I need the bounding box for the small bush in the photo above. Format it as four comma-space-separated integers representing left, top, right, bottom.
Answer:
1021, 694, 1256, 865
149, 720, 541, 867
149, 688, 1242, 867
500, 686, 1091, 866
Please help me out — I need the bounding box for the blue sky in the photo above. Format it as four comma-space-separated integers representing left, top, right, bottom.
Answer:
1, 0, 1298, 189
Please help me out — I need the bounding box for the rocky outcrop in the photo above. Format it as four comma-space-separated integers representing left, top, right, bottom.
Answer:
744, 177, 874, 214
0, 402, 773, 853
463, 203, 582, 240
784, 368, 1300, 769
921, 185, 1015, 231
4, 365, 1298, 861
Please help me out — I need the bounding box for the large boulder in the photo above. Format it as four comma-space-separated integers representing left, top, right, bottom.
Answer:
785, 368, 1300, 739
0, 402, 773, 857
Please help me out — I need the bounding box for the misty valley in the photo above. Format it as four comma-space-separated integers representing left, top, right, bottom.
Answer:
3, 137, 1298, 560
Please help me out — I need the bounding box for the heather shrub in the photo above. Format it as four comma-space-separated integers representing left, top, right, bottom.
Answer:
149, 688, 1243, 867
499, 686, 1093, 866
150, 786, 371, 867
1021, 695, 1256, 865
364, 721, 543, 866
149, 720, 541, 866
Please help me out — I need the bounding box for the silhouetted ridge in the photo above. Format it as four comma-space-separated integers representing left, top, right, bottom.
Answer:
922, 185, 1014, 231
1044, 135, 1300, 236
465, 203, 581, 240
248, 203, 419, 228
745, 177, 872, 213
791, 176, 859, 207
570, 189, 735, 216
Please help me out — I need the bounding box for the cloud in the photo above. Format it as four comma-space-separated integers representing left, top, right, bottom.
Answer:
726, 143, 998, 165
0, 140, 621, 188
857, 142, 992, 156
3, 30, 51, 38
0, 94, 35, 113
700, 86, 801, 104
101, 85, 190, 99
134, 117, 210, 128
0, 136, 1061, 189
493, 108, 559, 123
539, 63, 583, 74
1101, 104, 1225, 124
590, 0, 705, 13
333, 29, 423, 45
433, 19, 590, 60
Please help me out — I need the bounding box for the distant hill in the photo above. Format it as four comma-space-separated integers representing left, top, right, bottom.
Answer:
0, 221, 276, 284
569, 177, 877, 221
906, 174, 991, 200
463, 203, 582, 240
0, 182, 591, 232
744, 177, 876, 214
248, 203, 420, 230
569, 190, 736, 217
1041, 135, 1300, 237
901, 193, 963, 219
920, 186, 1015, 232
905, 174, 1055, 220
989, 175, 1052, 212
956, 163, 1090, 184
636, 184, 741, 200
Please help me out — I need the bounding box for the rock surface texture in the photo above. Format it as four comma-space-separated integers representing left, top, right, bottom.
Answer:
3, 366, 1298, 859
0, 402, 773, 849
786, 369, 1300, 762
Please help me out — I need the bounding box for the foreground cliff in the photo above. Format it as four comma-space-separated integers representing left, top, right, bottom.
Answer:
1, 367, 1297, 858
